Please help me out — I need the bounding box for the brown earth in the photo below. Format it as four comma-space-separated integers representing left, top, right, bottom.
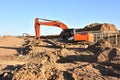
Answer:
0, 36, 27, 80
83, 23, 118, 33
0, 36, 120, 80
88, 40, 120, 64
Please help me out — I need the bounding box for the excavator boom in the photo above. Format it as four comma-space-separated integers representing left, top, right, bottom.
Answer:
34, 18, 68, 39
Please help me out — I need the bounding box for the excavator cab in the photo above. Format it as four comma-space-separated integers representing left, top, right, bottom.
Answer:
60, 29, 75, 41
60, 29, 94, 43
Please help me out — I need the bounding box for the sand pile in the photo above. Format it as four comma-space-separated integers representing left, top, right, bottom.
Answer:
83, 23, 118, 33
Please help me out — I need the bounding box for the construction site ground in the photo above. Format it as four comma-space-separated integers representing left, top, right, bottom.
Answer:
0, 36, 120, 80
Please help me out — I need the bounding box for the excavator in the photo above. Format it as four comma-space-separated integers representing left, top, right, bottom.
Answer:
34, 18, 94, 45
22, 18, 94, 49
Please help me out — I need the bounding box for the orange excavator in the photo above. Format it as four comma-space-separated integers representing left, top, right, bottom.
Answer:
34, 18, 94, 45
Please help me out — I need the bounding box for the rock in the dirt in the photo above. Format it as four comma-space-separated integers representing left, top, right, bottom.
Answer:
3, 72, 8, 77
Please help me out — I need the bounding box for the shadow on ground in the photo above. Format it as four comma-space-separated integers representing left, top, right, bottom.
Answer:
0, 65, 22, 80
93, 63, 120, 78
0, 46, 31, 55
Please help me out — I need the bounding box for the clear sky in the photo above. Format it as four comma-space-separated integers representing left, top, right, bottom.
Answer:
0, 0, 120, 36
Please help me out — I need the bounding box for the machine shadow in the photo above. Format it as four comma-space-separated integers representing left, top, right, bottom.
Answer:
57, 54, 96, 63
0, 46, 22, 55
0, 65, 22, 80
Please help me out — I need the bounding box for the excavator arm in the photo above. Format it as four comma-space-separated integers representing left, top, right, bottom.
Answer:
34, 18, 68, 39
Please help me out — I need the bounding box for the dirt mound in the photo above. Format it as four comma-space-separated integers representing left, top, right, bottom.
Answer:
83, 23, 118, 33
12, 50, 64, 80
11, 48, 68, 80
70, 63, 120, 80
88, 40, 112, 53
12, 63, 43, 80
71, 64, 102, 80
12, 63, 63, 80
28, 51, 58, 64
88, 40, 120, 63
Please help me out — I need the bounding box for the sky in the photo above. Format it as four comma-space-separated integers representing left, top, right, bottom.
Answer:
0, 0, 120, 36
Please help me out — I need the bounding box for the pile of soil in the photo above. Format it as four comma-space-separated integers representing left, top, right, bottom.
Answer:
71, 64, 101, 80
12, 62, 63, 80
88, 40, 120, 63
97, 47, 120, 63
88, 40, 112, 53
83, 23, 118, 33
11, 48, 76, 80
70, 64, 119, 80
